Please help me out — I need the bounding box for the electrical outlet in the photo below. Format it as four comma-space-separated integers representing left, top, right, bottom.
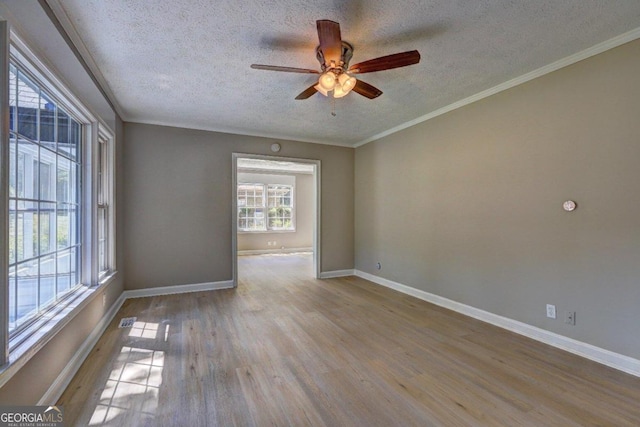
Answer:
546, 304, 556, 319
565, 311, 576, 325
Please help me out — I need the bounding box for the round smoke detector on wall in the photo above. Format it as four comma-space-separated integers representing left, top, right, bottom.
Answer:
270, 143, 281, 153
562, 200, 577, 212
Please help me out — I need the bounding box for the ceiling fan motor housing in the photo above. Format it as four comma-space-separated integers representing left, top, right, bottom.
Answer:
316, 41, 354, 72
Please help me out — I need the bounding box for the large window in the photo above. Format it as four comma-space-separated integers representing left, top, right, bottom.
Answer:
0, 34, 117, 372
238, 183, 294, 232
8, 63, 82, 335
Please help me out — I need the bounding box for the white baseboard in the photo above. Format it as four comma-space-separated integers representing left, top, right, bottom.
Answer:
238, 247, 312, 256
319, 269, 355, 279
355, 270, 640, 377
39, 280, 234, 404
123, 280, 235, 299
38, 293, 126, 405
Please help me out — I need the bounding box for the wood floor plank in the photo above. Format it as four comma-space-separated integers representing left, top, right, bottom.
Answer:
58, 253, 640, 426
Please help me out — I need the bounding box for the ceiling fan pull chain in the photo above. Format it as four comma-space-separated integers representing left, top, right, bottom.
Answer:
331, 96, 337, 117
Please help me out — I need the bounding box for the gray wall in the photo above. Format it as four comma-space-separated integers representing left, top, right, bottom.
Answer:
355, 39, 640, 359
237, 172, 314, 252
123, 123, 354, 290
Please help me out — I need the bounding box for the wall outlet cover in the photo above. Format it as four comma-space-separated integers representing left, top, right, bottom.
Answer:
546, 304, 556, 319
565, 311, 576, 325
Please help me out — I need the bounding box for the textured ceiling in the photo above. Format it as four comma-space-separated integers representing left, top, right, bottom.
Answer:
51, 0, 640, 146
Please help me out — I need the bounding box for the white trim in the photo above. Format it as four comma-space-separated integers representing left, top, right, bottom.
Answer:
232, 154, 321, 285
319, 269, 355, 279
122, 280, 234, 299
0, 284, 106, 389
9, 31, 94, 124
355, 270, 640, 377
132, 119, 354, 148
0, 20, 9, 367
354, 26, 640, 148
238, 247, 312, 256
45, 0, 125, 119
37, 292, 126, 405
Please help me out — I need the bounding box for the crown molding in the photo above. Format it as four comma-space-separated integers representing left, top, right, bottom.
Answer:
354, 26, 640, 148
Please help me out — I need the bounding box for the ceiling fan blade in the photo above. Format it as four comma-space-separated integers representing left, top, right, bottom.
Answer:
352, 80, 383, 99
251, 64, 319, 74
295, 84, 318, 100
316, 20, 342, 65
348, 50, 421, 74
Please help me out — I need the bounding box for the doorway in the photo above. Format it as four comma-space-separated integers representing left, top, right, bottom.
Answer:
232, 153, 321, 287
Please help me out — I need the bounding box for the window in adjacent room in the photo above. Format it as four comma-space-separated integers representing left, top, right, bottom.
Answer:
237, 183, 294, 232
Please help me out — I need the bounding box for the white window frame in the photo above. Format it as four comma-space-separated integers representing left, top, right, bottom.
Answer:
94, 126, 115, 282
0, 29, 116, 379
266, 184, 294, 231
237, 182, 295, 233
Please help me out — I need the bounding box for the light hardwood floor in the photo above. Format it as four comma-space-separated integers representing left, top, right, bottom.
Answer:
59, 253, 640, 426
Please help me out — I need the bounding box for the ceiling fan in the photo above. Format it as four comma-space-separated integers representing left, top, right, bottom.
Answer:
251, 20, 421, 100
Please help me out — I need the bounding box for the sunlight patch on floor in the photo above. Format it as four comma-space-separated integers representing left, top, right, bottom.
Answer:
88, 323, 167, 425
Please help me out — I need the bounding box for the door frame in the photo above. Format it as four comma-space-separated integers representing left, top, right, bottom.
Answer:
231, 153, 321, 287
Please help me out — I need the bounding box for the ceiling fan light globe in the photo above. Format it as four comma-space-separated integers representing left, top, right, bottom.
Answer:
314, 83, 329, 96
318, 71, 337, 91
333, 84, 348, 98
338, 73, 357, 92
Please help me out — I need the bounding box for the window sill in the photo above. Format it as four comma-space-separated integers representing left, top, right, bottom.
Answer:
238, 230, 296, 234
0, 276, 115, 389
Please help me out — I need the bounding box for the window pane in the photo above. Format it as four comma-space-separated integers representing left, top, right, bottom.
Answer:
9, 200, 16, 265
9, 134, 17, 197
39, 91, 56, 150
69, 119, 81, 160
57, 108, 69, 147
58, 110, 80, 161
17, 138, 38, 199
40, 253, 57, 310
16, 258, 39, 327
16, 201, 38, 262
57, 249, 71, 296
57, 157, 71, 203
17, 70, 38, 141
70, 246, 80, 287
8, 267, 17, 332
267, 185, 294, 230
57, 203, 70, 250
69, 203, 80, 246
9, 64, 16, 131
39, 156, 55, 201
40, 202, 57, 255
98, 207, 108, 273
238, 184, 269, 230
69, 161, 79, 204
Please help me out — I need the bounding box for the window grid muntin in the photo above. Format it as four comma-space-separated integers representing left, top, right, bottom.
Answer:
237, 183, 265, 231
267, 185, 293, 230
8, 60, 83, 336
237, 183, 295, 232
